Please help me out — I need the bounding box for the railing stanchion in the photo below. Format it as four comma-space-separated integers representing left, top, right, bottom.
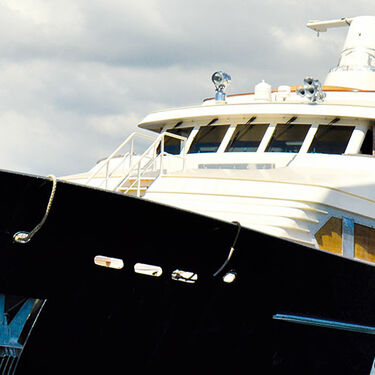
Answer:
84, 131, 188, 195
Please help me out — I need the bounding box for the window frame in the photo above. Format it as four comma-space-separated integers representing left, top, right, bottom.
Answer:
307, 124, 356, 155
162, 126, 194, 155
264, 123, 312, 153
187, 124, 231, 154
224, 123, 270, 153
160, 117, 362, 156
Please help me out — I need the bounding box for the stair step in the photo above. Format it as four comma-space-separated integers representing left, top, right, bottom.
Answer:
121, 178, 155, 188
119, 177, 156, 197
122, 188, 147, 197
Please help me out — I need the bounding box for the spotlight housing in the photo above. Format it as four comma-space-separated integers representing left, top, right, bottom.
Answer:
296, 76, 326, 103
212, 71, 231, 101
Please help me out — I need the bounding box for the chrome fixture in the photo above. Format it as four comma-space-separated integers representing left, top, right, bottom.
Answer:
212, 71, 231, 101
296, 76, 326, 102
223, 270, 237, 283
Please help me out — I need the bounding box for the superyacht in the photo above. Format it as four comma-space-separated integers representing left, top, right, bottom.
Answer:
0, 16, 374, 374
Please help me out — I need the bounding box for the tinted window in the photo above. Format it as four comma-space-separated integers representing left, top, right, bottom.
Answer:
188, 125, 229, 153
308, 125, 354, 154
163, 127, 193, 155
360, 128, 373, 155
225, 124, 269, 152
265, 124, 310, 152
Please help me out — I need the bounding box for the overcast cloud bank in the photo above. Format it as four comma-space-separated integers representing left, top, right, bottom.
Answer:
0, 0, 374, 176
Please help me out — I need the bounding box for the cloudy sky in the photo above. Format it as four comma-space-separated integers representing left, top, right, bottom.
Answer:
0, 0, 374, 176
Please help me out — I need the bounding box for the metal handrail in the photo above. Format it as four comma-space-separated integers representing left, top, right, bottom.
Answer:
120, 151, 186, 196
114, 132, 188, 196
84, 132, 157, 187
85, 131, 188, 196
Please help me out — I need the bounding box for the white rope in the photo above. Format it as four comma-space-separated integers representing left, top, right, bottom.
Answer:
13, 174, 57, 244
213, 221, 241, 277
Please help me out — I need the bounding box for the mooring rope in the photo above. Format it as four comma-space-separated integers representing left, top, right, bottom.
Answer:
13, 174, 57, 244
213, 221, 241, 277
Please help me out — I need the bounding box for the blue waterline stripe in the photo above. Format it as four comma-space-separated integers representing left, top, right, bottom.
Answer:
273, 314, 375, 335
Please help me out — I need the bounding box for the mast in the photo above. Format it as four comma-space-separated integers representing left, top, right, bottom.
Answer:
308, 16, 375, 90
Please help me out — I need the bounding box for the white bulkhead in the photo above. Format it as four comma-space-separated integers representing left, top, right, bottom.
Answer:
316, 16, 375, 90
63, 16, 375, 266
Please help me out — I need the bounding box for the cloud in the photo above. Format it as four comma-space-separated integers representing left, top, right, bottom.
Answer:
0, 0, 374, 176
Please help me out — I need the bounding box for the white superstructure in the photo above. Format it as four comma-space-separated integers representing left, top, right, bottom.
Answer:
64, 16, 375, 265
309, 16, 375, 90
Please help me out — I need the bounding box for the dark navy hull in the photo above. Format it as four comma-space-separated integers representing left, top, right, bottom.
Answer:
0, 170, 374, 374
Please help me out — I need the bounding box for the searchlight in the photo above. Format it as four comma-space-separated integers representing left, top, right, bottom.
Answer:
296, 76, 326, 103
212, 71, 231, 101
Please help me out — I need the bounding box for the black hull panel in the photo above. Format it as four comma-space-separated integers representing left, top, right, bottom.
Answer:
0, 170, 374, 373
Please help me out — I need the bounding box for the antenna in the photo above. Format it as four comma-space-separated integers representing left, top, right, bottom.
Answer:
312, 16, 375, 90
307, 17, 352, 36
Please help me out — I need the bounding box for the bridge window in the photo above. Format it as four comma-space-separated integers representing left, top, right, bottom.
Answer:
163, 127, 193, 155
265, 124, 311, 153
188, 125, 229, 153
308, 125, 354, 154
225, 124, 269, 152
360, 128, 373, 155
